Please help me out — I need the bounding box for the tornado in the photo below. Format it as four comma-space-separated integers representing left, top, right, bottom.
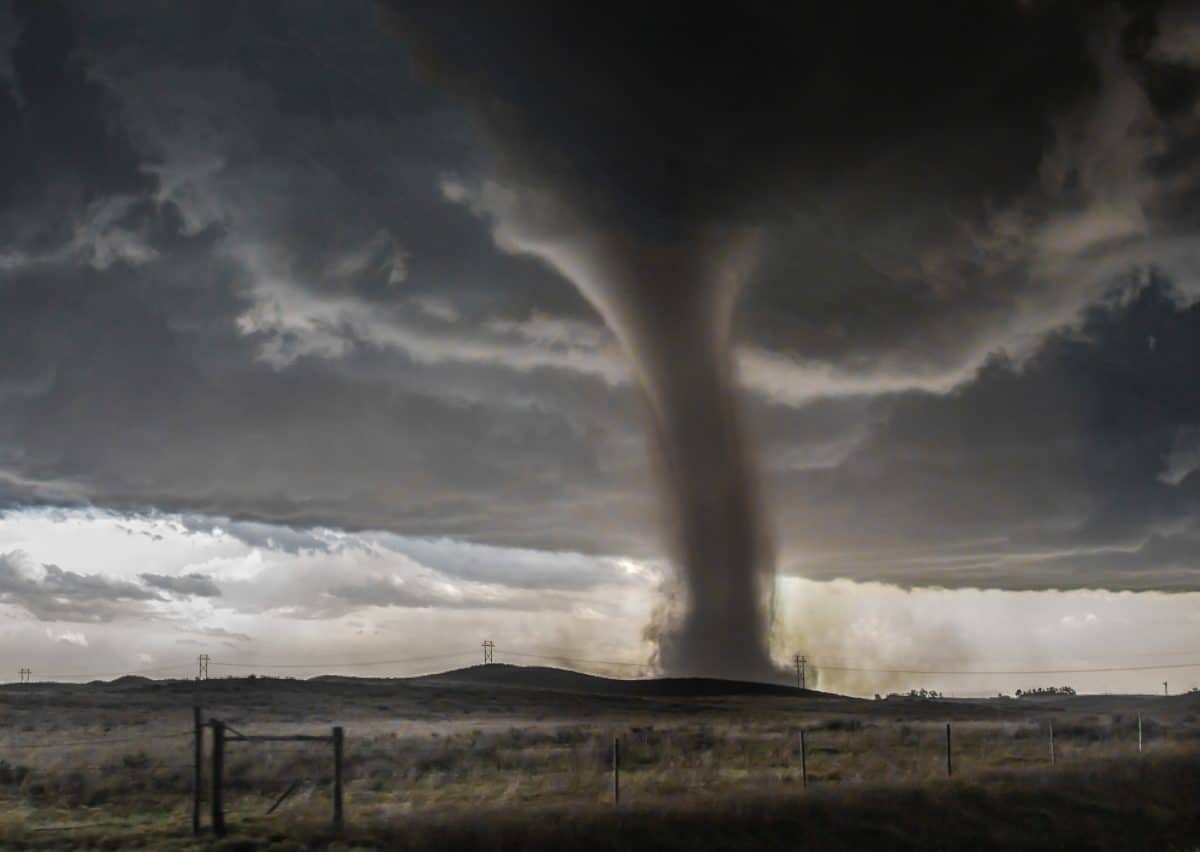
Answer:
552, 226, 776, 678
380, 1, 1095, 679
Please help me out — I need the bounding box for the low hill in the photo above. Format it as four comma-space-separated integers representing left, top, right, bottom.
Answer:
400, 663, 830, 698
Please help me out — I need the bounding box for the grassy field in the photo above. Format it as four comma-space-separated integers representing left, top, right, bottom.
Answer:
0, 666, 1198, 849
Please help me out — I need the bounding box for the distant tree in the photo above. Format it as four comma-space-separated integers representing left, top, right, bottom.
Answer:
905, 688, 942, 700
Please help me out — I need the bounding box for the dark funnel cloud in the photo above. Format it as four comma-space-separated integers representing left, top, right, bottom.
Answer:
380, 1, 1110, 678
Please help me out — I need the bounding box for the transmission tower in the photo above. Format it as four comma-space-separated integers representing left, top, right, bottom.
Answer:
793, 654, 806, 690
197, 654, 210, 680
482, 640, 494, 664
18, 667, 30, 684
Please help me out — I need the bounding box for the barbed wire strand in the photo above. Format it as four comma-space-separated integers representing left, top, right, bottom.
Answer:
1, 731, 192, 750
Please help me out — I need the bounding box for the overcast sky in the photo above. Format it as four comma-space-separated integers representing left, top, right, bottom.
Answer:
3, 1, 1200, 694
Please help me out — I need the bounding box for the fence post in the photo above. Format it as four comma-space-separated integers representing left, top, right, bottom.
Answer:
800, 729, 807, 789
211, 719, 226, 837
1049, 719, 1055, 766
332, 726, 344, 832
1137, 713, 1143, 754
193, 706, 203, 836
945, 723, 952, 777
612, 736, 620, 805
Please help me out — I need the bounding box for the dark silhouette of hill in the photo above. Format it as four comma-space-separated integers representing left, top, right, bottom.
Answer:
102, 674, 153, 688
398, 663, 827, 698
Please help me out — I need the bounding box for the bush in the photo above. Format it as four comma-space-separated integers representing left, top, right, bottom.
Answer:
0, 760, 29, 786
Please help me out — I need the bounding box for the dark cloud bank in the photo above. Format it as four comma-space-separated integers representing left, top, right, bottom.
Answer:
1, 2, 1200, 673
383, 0, 1200, 675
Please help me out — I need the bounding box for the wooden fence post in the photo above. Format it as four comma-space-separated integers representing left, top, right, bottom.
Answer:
800, 729, 808, 789
945, 723, 952, 777
193, 706, 203, 836
1137, 713, 1143, 754
332, 726, 344, 832
1048, 719, 1055, 766
211, 719, 226, 837
612, 736, 620, 805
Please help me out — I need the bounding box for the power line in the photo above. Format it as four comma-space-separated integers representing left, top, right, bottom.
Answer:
499, 650, 1200, 678
208, 651, 479, 669
806, 660, 1200, 676
16, 647, 1200, 684
6, 653, 483, 682
503, 651, 648, 669
19, 663, 195, 681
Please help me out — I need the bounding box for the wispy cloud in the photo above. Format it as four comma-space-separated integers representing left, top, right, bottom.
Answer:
0, 552, 162, 622
139, 572, 222, 598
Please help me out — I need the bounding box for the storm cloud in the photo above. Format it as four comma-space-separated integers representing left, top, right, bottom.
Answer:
381, 0, 1200, 674
0, 0, 1198, 638
773, 277, 1200, 590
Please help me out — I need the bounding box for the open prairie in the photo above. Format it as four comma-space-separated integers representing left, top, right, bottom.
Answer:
2, 665, 1199, 850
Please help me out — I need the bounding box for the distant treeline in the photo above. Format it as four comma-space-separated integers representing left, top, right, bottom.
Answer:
873, 686, 1082, 701
875, 689, 945, 700
1015, 686, 1077, 697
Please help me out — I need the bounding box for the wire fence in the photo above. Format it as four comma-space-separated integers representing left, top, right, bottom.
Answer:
2, 644, 1196, 838
0, 698, 1176, 840
1, 731, 192, 751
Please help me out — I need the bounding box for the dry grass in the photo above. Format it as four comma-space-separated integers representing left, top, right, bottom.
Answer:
0, 676, 1197, 849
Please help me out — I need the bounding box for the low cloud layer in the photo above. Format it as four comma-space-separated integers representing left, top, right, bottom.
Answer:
3, 508, 1200, 697
0, 508, 651, 626
0, 551, 161, 621
0, 508, 660, 680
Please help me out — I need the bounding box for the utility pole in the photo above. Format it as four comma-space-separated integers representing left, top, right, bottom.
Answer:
192, 705, 203, 836
332, 726, 344, 832
18, 667, 30, 684
211, 718, 226, 837
793, 654, 806, 690
612, 736, 620, 804
482, 640, 494, 664
197, 654, 209, 681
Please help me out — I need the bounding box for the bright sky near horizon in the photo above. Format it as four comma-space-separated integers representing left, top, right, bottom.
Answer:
5, 507, 1200, 697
